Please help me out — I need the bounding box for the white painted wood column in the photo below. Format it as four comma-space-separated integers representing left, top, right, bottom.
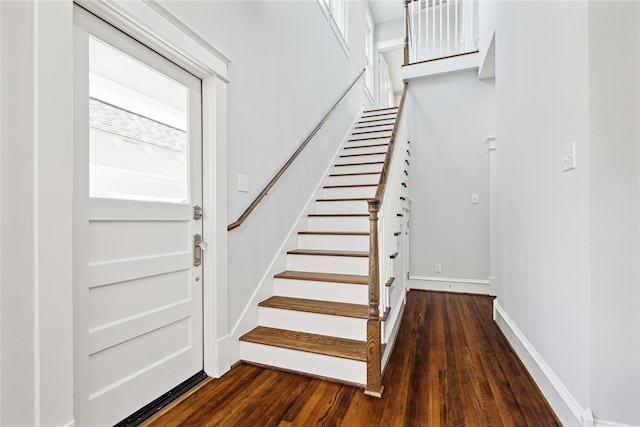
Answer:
486, 136, 497, 295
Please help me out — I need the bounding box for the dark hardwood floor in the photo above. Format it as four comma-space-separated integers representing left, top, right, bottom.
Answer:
142, 291, 561, 426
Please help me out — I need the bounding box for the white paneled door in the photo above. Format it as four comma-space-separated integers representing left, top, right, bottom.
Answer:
74, 7, 204, 426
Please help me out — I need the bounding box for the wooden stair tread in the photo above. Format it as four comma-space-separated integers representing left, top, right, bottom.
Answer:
358, 118, 396, 124
316, 197, 370, 202
287, 249, 368, 257
259, 296, 369, 319
274, 270, 368, 285
308, 213, 368, 217
355, 123, 394, 129
343, 143, 389, 149
334, 161, 384, 167
348, 135, 391, 141
351, 129, 392, 135
360, 112, 397, 118
339, 152, 387, 158
323, 184, 377, 189
329, 172, 380, 177
240, 326, 366, 361
363, 106, 398, 114
298, 231, 369, 236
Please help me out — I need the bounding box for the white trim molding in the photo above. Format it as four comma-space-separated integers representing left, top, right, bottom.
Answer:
402, 51, 479, 81
376, 37, 404, 53
75, 0, 229, 81
594, 419, 640, 427
408, 275, 491, 295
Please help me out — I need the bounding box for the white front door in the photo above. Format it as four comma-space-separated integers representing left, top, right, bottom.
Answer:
73, 7, 204, 425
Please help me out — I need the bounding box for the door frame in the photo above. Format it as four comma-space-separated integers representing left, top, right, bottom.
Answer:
74, 0, 232, 379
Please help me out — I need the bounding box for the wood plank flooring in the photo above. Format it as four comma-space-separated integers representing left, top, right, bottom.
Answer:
142, 291, 561, 427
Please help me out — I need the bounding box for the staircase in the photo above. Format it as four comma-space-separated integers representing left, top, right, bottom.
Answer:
239, 106, 405, 392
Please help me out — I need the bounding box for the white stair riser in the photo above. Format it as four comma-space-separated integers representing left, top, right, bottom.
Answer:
332, 164, 383, 175
342, 145, 389, 155
352, 124, 394, 133
338, 153, 386, 163
347, 138, 391, 147
274, 278, 368, 305
348, 131, 392, 140
307, 215, 370, 232
315, 200, 369, 214
359, 113, 396, 122
258, 308, 366, 341
286, 254, 368, 275
239, 342, 366, 385
362, 109, 397, 118
322, 186, 376, 199
328, 174, 379, 186
356, 119, 395, 128
298, 233, 369, 252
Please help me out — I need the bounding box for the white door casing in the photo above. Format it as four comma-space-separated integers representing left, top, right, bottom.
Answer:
74, 7, 204, 425
378, 54, 393, 109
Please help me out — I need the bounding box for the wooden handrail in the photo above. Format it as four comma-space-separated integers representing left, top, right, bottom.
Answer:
374, 83, 408, 201
364, 83, 408, 397
228, 69, 366, 231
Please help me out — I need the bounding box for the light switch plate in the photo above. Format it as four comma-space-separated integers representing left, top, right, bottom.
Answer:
238, 174, 249, 192
562, 141, 576, 172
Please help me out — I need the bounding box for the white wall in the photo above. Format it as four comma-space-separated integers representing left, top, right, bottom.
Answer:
486, 1, 640, 425
494, 1, 591, 422
407, 70, 494, 291
374, 17, 403, 43
588, 1, 640, 424
158, 0, 369, 349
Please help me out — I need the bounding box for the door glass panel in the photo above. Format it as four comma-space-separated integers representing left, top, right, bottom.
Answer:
89, 36, 189, 203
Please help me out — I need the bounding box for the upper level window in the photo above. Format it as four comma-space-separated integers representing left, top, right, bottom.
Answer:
319, 0, 349, 55
364, 10, 374, 100
331, 0, 347, 38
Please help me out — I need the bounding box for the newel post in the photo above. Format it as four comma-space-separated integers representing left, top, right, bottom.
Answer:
365, 198, 383, 397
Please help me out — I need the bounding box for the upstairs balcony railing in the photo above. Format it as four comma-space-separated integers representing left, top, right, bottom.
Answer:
404, 0, 478, 64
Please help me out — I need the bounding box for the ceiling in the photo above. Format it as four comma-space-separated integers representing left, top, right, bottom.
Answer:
368, 0, 404, 25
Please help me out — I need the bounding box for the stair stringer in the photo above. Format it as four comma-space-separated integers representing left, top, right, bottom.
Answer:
229, 112, 363, 363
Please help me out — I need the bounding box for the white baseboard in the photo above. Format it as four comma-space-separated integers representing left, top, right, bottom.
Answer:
494, 300, 583, 424
408, 275, 490, 295
212, 334, 231, 378
594, 419, 640, 427
493, 301, 615, 427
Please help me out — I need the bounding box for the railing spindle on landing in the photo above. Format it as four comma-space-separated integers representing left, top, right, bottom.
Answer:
364, 83, 408, 397
404, 0, 477, 65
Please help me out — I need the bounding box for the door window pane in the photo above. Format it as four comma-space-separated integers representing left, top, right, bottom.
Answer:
89, 36, 189, 203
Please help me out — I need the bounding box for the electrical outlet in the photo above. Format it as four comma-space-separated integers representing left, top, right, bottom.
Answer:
238, 174, 249, 192
435, 263, 442, 273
